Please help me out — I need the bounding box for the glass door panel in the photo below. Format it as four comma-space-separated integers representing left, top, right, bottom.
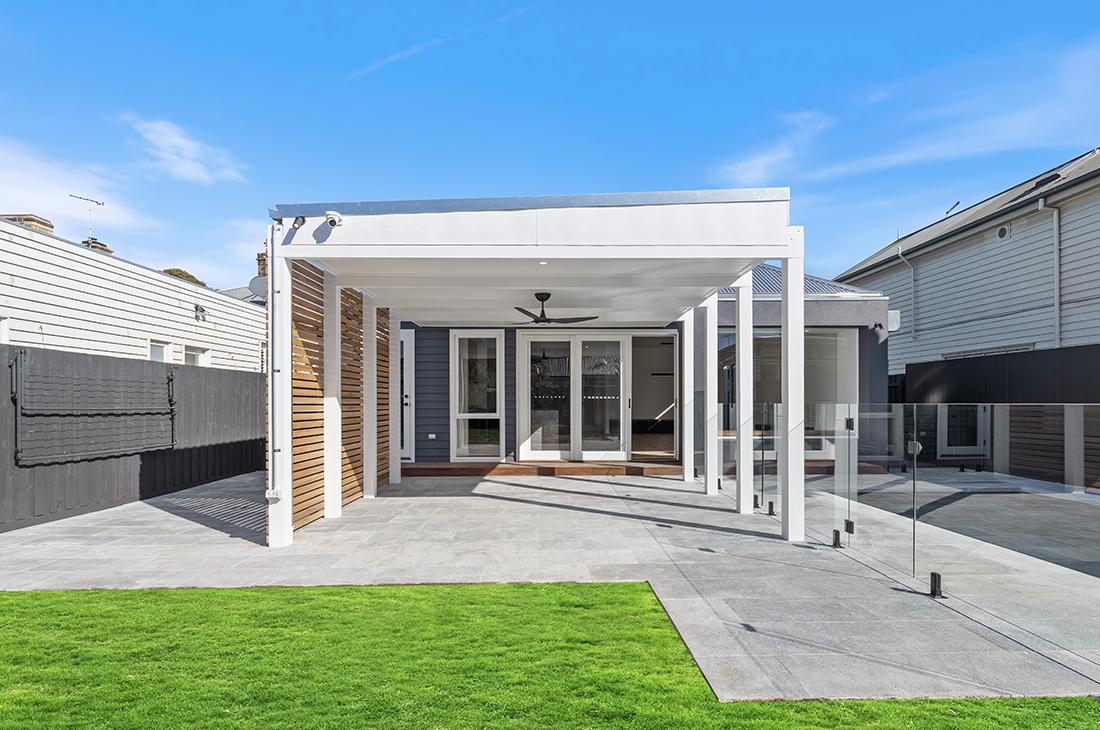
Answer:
529, 340, 571, 456
453, 333, 503, 460
579, 338, 629, 460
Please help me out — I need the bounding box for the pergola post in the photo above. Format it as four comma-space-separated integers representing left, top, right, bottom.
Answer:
323, 271, 342, 518
781, 250, 805, 541
267, 247, 294, 548
389, 317, 402, 484
733, 271, 754, 513
704, 293, 720, 495
680, 308, 695, 483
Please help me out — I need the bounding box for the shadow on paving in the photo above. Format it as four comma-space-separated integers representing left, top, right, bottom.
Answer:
860, 490, 1100, 579
144, 472, 267, 546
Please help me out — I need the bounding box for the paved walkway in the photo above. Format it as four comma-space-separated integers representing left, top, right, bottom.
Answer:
3, 471, 1100, 701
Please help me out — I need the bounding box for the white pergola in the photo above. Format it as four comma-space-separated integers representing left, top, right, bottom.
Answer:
265, 189, 806, 547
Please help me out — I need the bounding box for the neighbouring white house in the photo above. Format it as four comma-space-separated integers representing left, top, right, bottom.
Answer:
264, 188, 809, 548
0, 215, 267, 372
836, 147, 1100, 401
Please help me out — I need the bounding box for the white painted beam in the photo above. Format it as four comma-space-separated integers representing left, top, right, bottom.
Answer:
780, 255, 805, 541
680, 308, 694, 483
733, 271, 754, 514
389, 313, 402, 484
267, 246, 294, 548
704, 293, 720, 495
323, 272, 342, 519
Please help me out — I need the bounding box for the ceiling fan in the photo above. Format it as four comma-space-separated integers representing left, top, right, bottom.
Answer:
513, 292, 599, 325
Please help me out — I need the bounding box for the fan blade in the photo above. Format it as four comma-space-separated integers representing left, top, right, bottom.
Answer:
547, 316, 599, 323
514, 307, 541, 320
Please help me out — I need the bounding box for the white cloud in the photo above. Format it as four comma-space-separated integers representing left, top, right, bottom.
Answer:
0, 136, 154, 239
719, 112, 832, 186
123, 114, 246, 184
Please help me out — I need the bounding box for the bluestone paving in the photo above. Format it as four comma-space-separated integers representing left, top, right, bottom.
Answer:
3, 468, 1100, 700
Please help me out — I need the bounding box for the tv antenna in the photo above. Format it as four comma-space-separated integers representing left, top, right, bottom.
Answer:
69, 194, 104, 241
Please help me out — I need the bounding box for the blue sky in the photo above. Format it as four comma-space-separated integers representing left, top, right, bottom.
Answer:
2, 1, 1098, 288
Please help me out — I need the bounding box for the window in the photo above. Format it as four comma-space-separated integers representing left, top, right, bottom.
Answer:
150, 341, 169, 362
450, 330, 505, 461
0, 316, 9, 345
184, 347, 207, 366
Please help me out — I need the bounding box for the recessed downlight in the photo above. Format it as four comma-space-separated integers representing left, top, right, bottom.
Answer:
539, 261, 548, 265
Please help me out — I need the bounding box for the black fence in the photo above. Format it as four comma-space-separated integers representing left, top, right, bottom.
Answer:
2, 344, 265, 533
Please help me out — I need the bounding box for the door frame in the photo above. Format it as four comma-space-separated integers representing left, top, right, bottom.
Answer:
400, 328, 415, 461
516, 331, 634, 462
449, 329, 506, 462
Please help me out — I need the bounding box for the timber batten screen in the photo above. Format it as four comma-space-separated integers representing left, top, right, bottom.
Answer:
376, 307, 391, 487
341, 289, 365, 504
291, 261, 326, 529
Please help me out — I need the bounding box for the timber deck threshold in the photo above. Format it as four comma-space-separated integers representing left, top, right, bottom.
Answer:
401, 461, 682, 477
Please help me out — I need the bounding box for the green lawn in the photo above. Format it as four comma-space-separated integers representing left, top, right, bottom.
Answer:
0, 583, 1097, 729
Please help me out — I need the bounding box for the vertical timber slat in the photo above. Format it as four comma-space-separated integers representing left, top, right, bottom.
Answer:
291, 261, 326, 530
342, 289, 365, 505
377, 307, 390, 488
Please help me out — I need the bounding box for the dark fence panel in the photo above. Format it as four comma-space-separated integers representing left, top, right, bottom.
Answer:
2, 345, 265, 533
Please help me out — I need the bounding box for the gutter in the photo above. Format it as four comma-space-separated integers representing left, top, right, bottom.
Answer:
1038, 198, 1061, 347
896, 246, 917, 339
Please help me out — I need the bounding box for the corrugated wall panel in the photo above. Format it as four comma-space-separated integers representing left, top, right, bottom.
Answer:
1086, 405, 1100, 490
341, 289, 365, 505
290, 261, 326, 530
376, 308, 391, 487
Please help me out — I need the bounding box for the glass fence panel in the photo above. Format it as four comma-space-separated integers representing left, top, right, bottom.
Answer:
804, 402, 849, 546
847, 403, 915, 576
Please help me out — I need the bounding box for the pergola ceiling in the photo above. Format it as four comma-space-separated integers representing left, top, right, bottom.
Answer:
314, 256, 761, 327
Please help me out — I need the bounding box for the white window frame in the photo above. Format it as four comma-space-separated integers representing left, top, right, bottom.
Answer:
937, 403, 991, 458
149, 339, 170, 362
184, 346, 209, 367
449, 329, 505, 462
0, 315, 9, 345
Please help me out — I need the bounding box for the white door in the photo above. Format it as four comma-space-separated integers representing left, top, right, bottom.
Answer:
400, 329, 415, 460
518, 334, 631, 461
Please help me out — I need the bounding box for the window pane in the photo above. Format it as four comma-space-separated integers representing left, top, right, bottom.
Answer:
456, 418, 500, 457
458, 337, 497, 414
581, 340, 621, 452
530, 340, 570, 451
150, 343, 166, 362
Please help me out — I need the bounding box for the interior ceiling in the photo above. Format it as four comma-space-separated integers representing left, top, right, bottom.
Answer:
313, 256, 762, 327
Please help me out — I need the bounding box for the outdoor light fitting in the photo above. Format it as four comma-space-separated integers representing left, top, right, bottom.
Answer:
292, 216, 306, 229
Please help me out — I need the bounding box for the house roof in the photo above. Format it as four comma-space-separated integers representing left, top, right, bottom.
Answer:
836, 147, 1100, 281
718, 263, 878, 299
269, 188, 789, 220
218, 286, 265, 305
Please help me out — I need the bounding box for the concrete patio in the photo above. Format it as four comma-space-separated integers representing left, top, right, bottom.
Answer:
3, 471, 1100, 701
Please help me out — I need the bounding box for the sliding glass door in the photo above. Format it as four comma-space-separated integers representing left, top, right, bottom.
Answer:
518, 334, 630, 461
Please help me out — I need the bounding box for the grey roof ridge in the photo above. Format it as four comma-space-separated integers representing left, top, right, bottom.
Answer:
835, 147, 1100, 282
269, 187, 790, 219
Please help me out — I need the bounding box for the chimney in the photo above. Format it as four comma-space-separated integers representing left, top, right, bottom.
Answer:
82, 237, 114, 255
257, 251, 268, 277
2, 214, 54, 235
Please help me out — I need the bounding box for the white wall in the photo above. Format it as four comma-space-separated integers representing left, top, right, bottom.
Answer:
0, 219, 266, 371
845, 184, 1100, 374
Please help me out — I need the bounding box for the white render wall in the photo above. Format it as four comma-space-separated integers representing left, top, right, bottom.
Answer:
0, 218, 266, 372
844, 184, 1100, 374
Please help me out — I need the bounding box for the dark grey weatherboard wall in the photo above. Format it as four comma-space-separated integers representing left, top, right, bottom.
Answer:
1, 345, 265, 533
904, 343, 1100, 404
411, 327, 517, 462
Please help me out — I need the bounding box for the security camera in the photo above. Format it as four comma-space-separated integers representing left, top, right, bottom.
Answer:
325, 211, 343, 228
